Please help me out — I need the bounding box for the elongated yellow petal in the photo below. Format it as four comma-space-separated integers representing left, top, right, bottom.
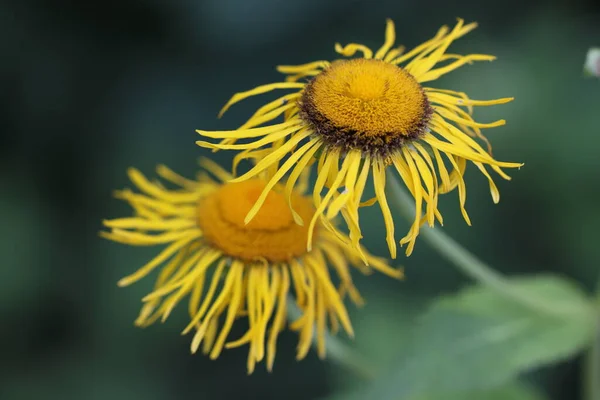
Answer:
229, 129, 311, 184
198, 157, 232, 182
103, 218, 195, 231
427, 91, 514, 107
290, 260, 308, 306
197, 124, 298, 150
266, 266, 289, 371
407, 19, 467, 77
425, 135, 522, 168
197, 119, 302, 140
364, 252, 405, 279
408, 149, 437, 226
188, 274, 205, 319
293, 267, 315, 359
113, 190, 160, 220
419, 54, 496, 83
307, 257, 353, 337
399, 148, 424, 256
335, 42, 373, 58
435, 107, 506, 129
445, 155, 471, 225
312, 151, 335, 217
210, 263, 243, 359
346, 153, 371, 249
141, 249, 206, 302
156, 164, 199, 190
116, 236, 197, 287
318, 244, 363, 305
183, 260, 227, 335
190, 262, 238, 353
285, 70, 323, 83
238, 101, 297, 130
243, 139, 316, 225
374, 19, 396, 59
116, 191, 196, 217
128, 168, 199, 203
308, 152, 352, 251
253, 266, 279, 361
383, 45, 405, 62
432, 147, 451, 190
315, 281, 326, 358
277, 61, 330, 74
285, 140, 321, 225
390, 25, 450, 65
219, 82, 306, 117
490, 164, 512, 180
409, 20, 479, 77
325, 151, 361, 220
373, 159, 397, 258
232, 148, 272, 177
426, 87, 475, 115
101, 228, 199, 247
431, 115, 494, 158
161, 249, 222, 321
473, 162, 500, 203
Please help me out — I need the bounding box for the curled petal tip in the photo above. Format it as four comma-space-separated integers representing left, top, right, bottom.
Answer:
116, 278, 129, 287
217, 106, 228, 119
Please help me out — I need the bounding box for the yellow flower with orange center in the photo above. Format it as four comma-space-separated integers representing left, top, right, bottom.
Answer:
196, 19, 523, 260
101, 159, 401, 373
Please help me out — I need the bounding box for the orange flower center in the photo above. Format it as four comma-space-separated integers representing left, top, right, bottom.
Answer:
299, 58, 432, 155
197, 180, 315, 262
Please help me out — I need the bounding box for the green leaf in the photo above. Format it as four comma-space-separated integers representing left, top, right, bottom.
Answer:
350, 274, 596, 400
411, 380, 548, 400
326, 380, 547, 400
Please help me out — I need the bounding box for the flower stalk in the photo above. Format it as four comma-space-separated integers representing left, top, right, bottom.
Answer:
387, 174, 575, 318
585, 280, 600, 400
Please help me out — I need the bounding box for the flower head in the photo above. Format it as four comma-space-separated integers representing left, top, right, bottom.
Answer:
196, 19, 523, 259
101, 159, 400, 373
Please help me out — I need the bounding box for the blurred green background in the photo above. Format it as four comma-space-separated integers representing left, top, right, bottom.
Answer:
1, 0, 599, 399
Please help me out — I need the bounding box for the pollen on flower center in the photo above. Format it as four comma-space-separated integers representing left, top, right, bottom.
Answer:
197, 179, 315, 262
299, 58, 432, 155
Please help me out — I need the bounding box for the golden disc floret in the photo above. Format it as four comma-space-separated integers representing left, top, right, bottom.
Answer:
197, 179, 314, 262
299, 58, 432, 155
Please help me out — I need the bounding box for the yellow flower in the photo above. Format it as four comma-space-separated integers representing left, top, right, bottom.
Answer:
101, 159, 401, 373
196, 19, 523, 259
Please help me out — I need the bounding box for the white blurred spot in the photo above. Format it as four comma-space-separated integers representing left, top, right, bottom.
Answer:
584, 48, 600, 77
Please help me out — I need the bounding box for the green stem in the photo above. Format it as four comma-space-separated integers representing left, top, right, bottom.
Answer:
286, 294, 377, 380
387, 174, 571, 317
586, 330, 600, 400
585, 282, 600, 400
